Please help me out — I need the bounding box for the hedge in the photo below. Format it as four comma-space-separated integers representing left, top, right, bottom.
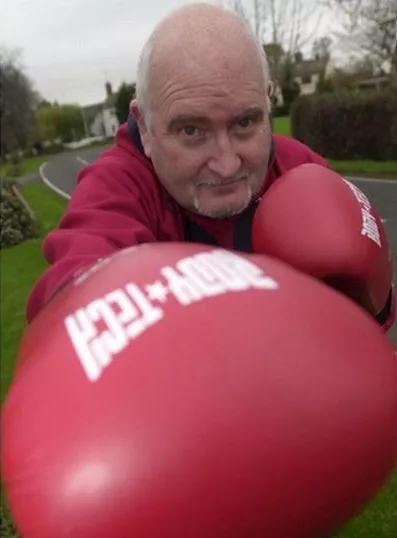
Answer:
1, 179, 39, 248
290, 89, 397, 160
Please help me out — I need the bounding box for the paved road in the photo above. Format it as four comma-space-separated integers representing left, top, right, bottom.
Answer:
40, 147, 397, 345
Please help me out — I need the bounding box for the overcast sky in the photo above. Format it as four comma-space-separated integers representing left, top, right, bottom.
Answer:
0, 0, 339, 107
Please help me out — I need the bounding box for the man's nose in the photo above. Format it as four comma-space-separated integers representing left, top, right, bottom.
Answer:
207, 134, 241, 178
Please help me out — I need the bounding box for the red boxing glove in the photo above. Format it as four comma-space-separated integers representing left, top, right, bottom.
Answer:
252, 163, 395, 331
2, 243, 397, 538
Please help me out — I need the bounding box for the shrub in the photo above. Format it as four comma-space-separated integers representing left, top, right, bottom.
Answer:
290, 89, 397, 160
0, 505, 18, 538
272, 103, 290, 117
1, 163, 23, 179
1, 152, 23, 179
1, 179, 39, 248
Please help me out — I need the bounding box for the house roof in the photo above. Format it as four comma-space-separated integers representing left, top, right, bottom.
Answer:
267, 56, 328, 82
356, 76, 391, 87
82, 82, 117, 122
294, 58, 328, 77
82, 103, 104, 123
104, 93, 117, 108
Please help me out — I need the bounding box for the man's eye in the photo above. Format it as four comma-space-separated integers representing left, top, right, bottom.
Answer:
238, 117, 253, 129
181, 125, 199, 136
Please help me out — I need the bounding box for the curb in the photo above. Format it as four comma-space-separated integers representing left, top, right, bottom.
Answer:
345, 175, 397, 184
39, 163, 71, 200
11, 184, 37, 221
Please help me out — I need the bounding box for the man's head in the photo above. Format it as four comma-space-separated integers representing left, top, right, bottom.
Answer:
131, 3, 273, 219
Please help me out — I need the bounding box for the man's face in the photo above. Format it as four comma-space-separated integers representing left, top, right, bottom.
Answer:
137, 60, 272, 219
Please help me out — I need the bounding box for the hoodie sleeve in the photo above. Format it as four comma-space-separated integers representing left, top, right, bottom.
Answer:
26, 158, 164, 324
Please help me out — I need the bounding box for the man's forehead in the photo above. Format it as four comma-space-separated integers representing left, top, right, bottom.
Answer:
150, 29, 266, 99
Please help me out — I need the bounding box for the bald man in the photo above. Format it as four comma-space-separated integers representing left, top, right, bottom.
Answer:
26, 3, 331, 322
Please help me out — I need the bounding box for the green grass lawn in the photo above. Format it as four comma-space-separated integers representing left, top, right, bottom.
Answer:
336, 472, 397, 538
272, 116, 397, 179
1, 182, 396, 537
1, 184, 67, 402
0, 156, 48, 179
1, 238, 50, 400
272, 115, 292, 136
328, 159, 397, 178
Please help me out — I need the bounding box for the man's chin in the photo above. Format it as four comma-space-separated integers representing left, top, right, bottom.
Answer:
194, 199, 252, 219
193, 182, 253, 219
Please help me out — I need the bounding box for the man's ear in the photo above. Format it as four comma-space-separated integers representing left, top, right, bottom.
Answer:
129, 99, 152, 159
266, 82, 274, 113
129, 98, 137, 115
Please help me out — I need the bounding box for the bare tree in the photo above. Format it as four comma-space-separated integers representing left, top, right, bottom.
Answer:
328, 0, 397, 81
227, 0, 324, 58
226, 0, 326, 102
0, 48, 40, 158
312, 36, 333, 61
230, 0, 263, 40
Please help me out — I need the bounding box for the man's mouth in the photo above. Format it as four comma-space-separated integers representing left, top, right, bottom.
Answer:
197, 176, 248, 188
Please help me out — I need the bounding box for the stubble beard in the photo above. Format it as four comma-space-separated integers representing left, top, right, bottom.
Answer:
193, 180, 253, 219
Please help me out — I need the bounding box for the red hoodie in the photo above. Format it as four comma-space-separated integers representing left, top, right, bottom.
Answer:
26, 121, 328, 323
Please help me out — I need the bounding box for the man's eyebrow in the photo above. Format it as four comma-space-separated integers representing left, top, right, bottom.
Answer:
167, 114, 210, 130
167, 107, 265, 131
234, 107, 264, 121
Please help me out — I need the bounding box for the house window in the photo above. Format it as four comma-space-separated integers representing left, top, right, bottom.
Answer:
301, 74, 312, 84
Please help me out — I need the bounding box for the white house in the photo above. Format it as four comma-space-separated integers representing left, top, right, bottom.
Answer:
273, 56, 335, 106
294, 57, 335, 95
83, 82, 119, 139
